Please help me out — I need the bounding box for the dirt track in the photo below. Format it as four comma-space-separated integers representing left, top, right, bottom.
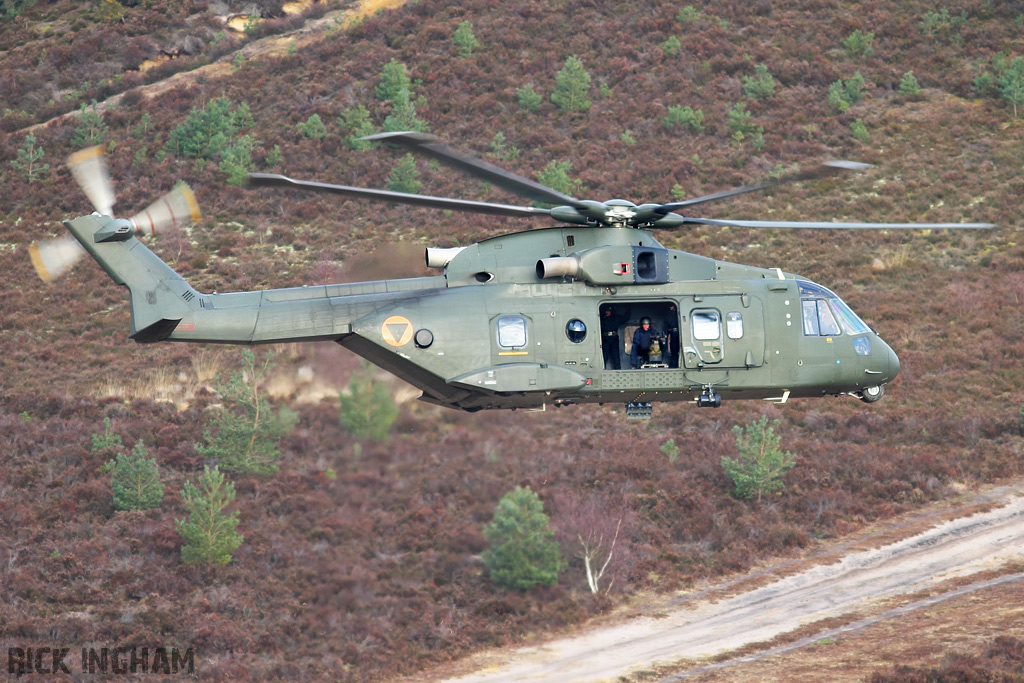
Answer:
434, 490, 1024, 683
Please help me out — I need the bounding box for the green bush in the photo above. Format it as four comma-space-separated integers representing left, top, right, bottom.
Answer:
175, 466, 243, 566
482, 486, 561, 590
109, 442, 164, 511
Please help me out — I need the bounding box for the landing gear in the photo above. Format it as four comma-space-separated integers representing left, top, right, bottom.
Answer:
858, 384, 885, 403
697, 386, 721, 408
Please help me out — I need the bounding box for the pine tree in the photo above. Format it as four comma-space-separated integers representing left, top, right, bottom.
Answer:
517, 83, 543, 112
71, 101, 108, 148
997, 56, 1024, 118
338, 105, 376, 150
453, 20, 479, 58
109, 442, 164, 511
175, 466, 243, 566
537, 160, 582, 198
338, 368, 399, 442
376, 58, 414, 101
385, 153, 422, 195
197, 349, 296, 475
551, 56, 592, 112
298, 113, 327, 141
721, 417, 796, 501
482, 486, 561, 590
10, 134, 48, 182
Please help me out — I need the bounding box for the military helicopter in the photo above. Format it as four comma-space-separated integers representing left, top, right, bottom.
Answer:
33, 134, 994, 419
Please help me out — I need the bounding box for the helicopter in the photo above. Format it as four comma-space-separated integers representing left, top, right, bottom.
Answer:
32, 134, 994, 419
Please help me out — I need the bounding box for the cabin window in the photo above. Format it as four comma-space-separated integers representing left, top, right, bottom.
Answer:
565, 318, 587, 343
496, 315, 528, 349
726, 312, 744, 340
692, 310, 721, 341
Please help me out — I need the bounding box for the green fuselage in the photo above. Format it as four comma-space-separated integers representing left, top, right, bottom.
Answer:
66, 217, 898, 412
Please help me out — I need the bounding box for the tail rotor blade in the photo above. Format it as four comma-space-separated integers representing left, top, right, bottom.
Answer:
67, 146, 115, 216
29, 236, 86, 282
127, 183, 201, 236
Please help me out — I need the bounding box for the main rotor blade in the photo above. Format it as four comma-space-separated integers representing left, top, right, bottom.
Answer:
359, 131, 587, 209
659, 161, 873, 212
680, 217, 997, 229
248, 173, 554, 219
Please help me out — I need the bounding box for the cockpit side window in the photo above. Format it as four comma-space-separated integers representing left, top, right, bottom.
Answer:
798, 281, 870, 338
817, 300, 841, 336
801, 300, 819, 336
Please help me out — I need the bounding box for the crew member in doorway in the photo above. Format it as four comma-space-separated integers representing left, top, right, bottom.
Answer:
630, 317, 656, 368
600, 305, 628, 369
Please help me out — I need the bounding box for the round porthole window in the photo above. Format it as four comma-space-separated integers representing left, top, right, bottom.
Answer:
565, 318, 587, 343
414, 329, 434, 348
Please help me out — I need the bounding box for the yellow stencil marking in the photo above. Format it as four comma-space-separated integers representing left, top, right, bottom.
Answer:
381, 315, 414, 347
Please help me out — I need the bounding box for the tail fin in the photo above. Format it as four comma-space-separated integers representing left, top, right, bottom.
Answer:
63, 214, 199, 342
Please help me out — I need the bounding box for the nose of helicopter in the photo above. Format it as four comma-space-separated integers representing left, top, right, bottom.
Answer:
886, 343, 900, 381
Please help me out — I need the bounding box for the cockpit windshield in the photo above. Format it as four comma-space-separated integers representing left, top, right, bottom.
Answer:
798, 281, 870, 336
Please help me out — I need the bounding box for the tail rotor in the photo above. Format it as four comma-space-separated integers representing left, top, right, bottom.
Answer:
31, 146, 200, 282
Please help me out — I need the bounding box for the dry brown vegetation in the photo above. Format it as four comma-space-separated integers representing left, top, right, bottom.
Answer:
1, 0, 1023, 680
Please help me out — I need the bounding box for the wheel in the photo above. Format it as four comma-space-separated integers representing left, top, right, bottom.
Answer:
859, 384, 885, 403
